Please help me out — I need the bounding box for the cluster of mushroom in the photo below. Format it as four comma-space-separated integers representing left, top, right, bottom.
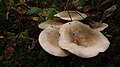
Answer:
38, 11, 110, 58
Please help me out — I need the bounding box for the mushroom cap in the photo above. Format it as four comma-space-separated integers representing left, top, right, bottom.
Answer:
38, 20, 63, 29
54, 11, 87, 20
90, 22, 108, 31
59, 21, 110, 58
39, 26, 69, 57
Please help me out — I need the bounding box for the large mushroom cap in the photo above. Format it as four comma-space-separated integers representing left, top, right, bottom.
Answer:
54, 11, 87, 21
39, 26, 69, 57
38, 20, 63, 29
59, 21, 110, 58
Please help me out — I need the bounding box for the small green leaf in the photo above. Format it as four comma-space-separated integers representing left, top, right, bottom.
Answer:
27, 7, 42, 16
45, 8, 58, 20
20, 30, 28, 38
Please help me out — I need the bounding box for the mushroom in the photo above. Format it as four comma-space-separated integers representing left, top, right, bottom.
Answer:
54, 11, 87, 21
38, 20, 63, 29
59, 21, 110, 58
90, 22, 108, 31
38, 26, 69, 57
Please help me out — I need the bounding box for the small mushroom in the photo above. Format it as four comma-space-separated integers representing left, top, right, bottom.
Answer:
38, 26, 69, 57
38, 20, 63, 29
54, 11, 87, 21
90, 22, 108, 31
59, 21, 110, 58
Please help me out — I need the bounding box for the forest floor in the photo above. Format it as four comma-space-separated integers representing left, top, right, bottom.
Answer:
0, 0, 120, 67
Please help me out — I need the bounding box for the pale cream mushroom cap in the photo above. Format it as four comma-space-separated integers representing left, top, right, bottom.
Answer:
54, 11, 87, 20
38, 20, 63, 29
90, 22, 108, 31
39, 26, 69, 57
59, 21, 110, 58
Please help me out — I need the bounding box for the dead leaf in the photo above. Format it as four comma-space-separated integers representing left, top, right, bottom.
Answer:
0, 36, 5, 38
32, 17, 39, 21
102, 4, 117, 20
42, 8, 46, 16
72, 0, 82, 9
16, 6, 27, 14
83, 5, 91, 12
4, 45, 15, 60
5, 32, 15, 35
72, 0, 79, 6
106, 34, 112, 37
20, 0, 26, 3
